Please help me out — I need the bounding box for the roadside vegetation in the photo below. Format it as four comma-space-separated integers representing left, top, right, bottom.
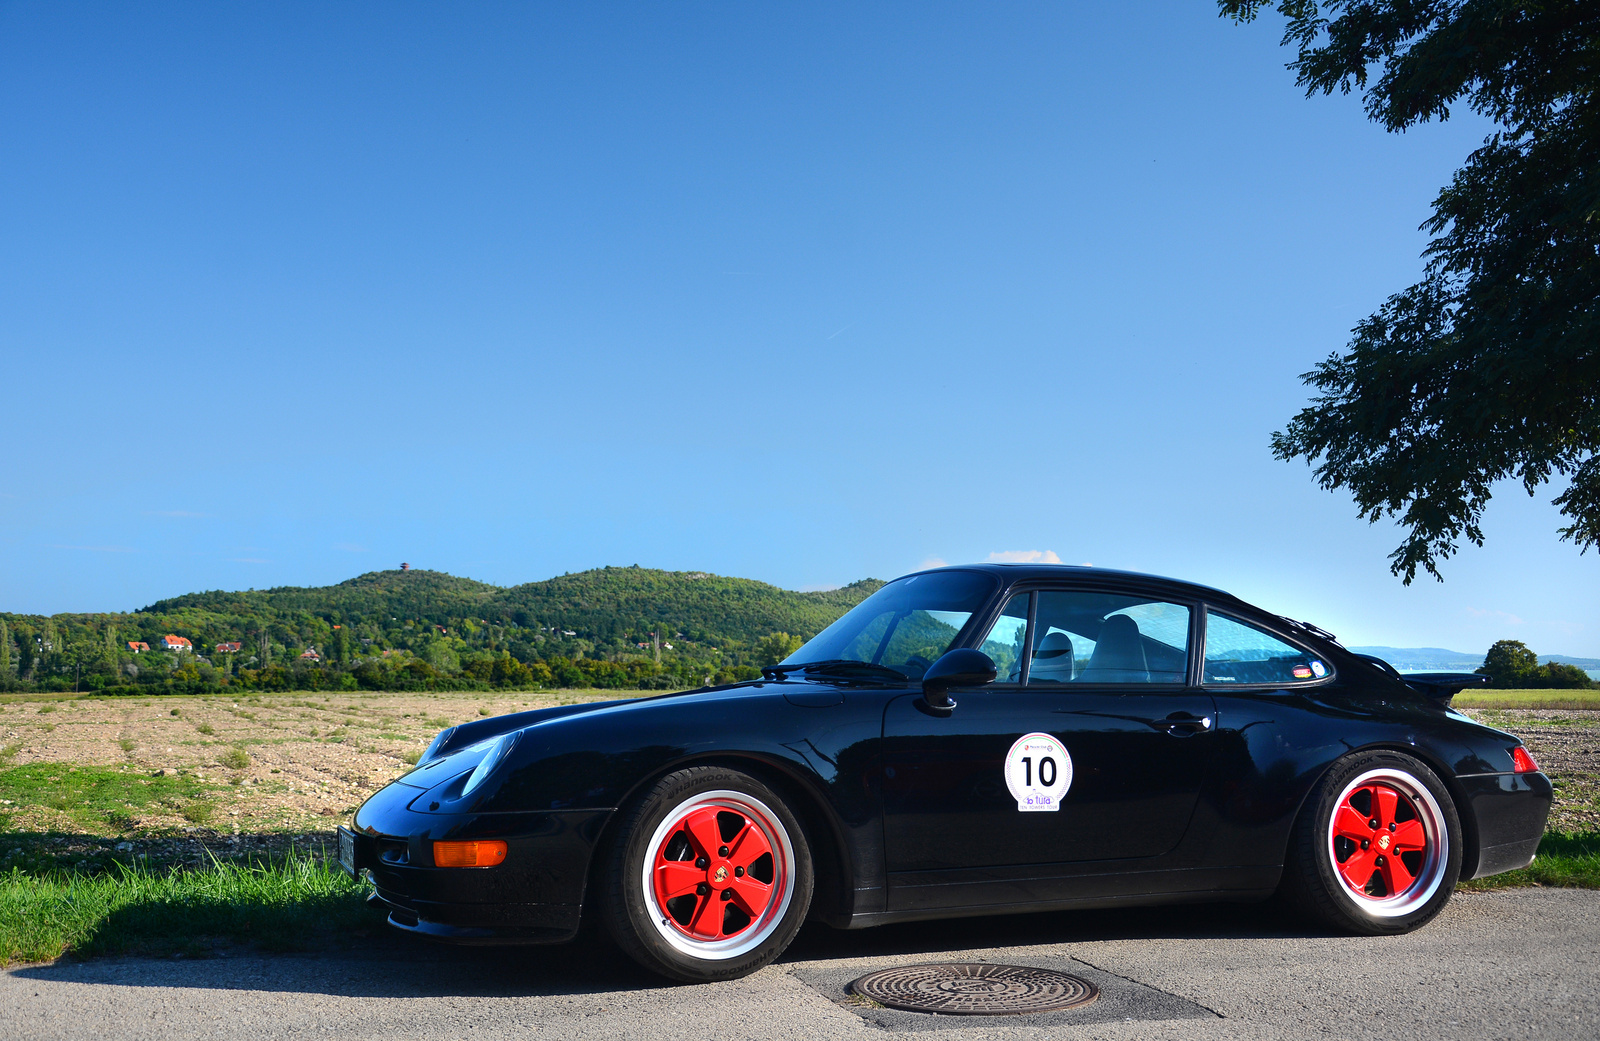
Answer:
1458, 832, 1600, 893
0, 849, 367, 966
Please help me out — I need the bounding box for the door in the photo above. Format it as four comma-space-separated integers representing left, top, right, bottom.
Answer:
881, 588, 1217, 909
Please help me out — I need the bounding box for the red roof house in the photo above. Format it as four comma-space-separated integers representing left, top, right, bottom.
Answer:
159, 635, 192, 652
215, 642, 243, 654
127, 641, 150, 654
299, 648, 321, 661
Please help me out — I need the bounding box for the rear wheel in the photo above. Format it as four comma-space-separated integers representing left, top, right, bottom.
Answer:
599, 766, 812, 982
1281, 750, 1461, 934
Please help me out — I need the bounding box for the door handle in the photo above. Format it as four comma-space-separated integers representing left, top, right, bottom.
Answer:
1155, 713, 1213, 735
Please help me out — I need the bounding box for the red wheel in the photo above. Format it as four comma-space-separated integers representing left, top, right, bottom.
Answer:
1327, 774, 1439, 907
646, 792, 793, 953
1282, 751, 1461, 934
601, 767, 812, 981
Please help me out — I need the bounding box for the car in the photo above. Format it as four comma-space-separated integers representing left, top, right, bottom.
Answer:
339, 563, 1552, 982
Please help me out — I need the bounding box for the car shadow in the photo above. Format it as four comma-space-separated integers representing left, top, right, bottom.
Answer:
9, 898, 1328, 999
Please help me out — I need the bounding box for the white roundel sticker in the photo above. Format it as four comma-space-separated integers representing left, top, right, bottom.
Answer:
1004, 732, 1072, 812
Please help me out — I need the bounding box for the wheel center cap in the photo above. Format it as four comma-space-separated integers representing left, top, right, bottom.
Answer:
1377, 834, 1390, 850
713, 864, 729, 883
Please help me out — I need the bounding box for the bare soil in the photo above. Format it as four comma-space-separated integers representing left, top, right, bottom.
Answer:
0, 689, 631, 836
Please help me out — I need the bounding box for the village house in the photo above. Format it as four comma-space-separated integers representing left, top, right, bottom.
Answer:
299, 648, 320, 661
215, 642, 243, 653
126, 641, 150, 653
159, 635, 192, 652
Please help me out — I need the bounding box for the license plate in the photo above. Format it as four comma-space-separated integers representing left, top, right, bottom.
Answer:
337, 826, 357, 878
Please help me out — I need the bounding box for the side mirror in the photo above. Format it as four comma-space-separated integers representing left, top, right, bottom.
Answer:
922, 648, 997, 710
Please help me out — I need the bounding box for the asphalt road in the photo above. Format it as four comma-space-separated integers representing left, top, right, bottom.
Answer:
4, 889, 1596, 1040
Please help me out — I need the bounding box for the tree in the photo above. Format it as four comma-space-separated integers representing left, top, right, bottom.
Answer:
1477, 637, 1595, 688
0, 619, 9, 677
1223, 1, 1600, 581
754, 632, 804, 666
1479, 639, 1538, 686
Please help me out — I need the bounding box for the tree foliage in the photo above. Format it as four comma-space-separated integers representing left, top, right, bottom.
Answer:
0, 567, 883, 694
1477, 638, 1595, 688
1223, 1, 1600, 581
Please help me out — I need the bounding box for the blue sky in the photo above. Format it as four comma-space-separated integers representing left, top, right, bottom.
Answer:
2, 2, 1594, 656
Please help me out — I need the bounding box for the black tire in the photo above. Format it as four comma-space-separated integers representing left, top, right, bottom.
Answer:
599, 766, 813, 982
1280, 749, 1462, 935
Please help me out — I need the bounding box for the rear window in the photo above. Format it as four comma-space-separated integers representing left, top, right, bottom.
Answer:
1203, 612, 1330, 685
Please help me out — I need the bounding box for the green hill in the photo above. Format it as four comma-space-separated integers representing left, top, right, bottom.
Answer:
0, 567, 884, 694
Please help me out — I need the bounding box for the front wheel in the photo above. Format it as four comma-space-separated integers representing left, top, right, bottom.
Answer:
599, 766, 813, 982
1281, 750, 1461, 935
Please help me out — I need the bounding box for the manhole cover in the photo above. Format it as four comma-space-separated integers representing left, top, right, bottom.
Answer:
850, 962, 1099, 1016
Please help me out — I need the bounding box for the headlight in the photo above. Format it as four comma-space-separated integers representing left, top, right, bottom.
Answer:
461, 732, 517, 796
418, 726, 457, 766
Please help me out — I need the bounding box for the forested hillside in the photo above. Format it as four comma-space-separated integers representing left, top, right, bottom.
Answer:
0, 567, 883, 694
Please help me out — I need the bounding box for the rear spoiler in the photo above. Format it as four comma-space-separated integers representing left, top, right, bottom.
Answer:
1350, 654, 1490, 704
1400, 672, 1491, 704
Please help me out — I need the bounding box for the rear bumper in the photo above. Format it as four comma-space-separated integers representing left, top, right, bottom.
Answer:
1457, 771, 1553, 880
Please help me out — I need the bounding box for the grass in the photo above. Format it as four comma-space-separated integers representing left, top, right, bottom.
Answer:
0, 851, 370, 965
1459, 831, 1600, 891
1454, 688, 1600, 710
0, 764, 216, 833
219, 747, 250, 770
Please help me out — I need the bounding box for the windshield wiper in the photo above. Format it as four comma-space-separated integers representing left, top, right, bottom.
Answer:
761, 659, 908, 681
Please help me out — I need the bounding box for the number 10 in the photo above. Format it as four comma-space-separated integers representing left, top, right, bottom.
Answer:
1020, 755, 1056, 787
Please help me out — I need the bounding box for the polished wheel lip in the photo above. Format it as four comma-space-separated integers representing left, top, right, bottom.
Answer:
641, 789, 796, 961
1326, 767, 1447, 918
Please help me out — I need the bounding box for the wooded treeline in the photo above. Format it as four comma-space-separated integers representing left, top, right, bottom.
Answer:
0, 567, 881, 694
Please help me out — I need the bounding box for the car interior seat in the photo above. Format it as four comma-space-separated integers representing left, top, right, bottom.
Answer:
1029, 630, 1076, 683
1081, 614, 1149, 682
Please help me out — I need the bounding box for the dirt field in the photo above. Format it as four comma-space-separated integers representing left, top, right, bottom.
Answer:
0, 695, 1592, 871
0, 690, 634, 837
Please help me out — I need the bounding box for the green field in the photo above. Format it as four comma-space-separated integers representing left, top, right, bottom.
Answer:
1452, 688, 1600, 710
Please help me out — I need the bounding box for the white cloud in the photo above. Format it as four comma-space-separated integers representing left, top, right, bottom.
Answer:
917, 556, 949, 570
1465, 606, 1526, 626
986, 550, 1062, 564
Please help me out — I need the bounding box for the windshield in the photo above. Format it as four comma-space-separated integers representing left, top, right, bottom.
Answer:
780, 570, 998, 680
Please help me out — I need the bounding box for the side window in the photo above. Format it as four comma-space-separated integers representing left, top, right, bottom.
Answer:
1204, 612, 1330, 685
978, 593, 1030, 683
1028, 591, 1191, 685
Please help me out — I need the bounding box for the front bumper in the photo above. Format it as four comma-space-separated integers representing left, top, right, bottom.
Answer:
1456, 770, 1554, 880
347, 781, 612, 946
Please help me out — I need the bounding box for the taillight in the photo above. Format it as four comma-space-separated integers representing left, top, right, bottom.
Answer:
1511, 746, 1539, 774
433, 840, 507, 867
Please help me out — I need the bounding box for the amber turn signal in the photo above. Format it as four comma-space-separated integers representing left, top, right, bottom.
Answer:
1511, 747, 1539, 774
433, 840, 508, 867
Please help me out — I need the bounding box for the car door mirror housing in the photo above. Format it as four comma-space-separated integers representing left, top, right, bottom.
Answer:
922, 648, 997, 709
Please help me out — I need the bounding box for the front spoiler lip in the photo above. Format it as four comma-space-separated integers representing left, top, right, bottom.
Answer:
366, 890, 577, 945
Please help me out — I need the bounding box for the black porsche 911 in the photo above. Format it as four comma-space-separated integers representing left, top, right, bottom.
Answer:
340, 564, 1551, 982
